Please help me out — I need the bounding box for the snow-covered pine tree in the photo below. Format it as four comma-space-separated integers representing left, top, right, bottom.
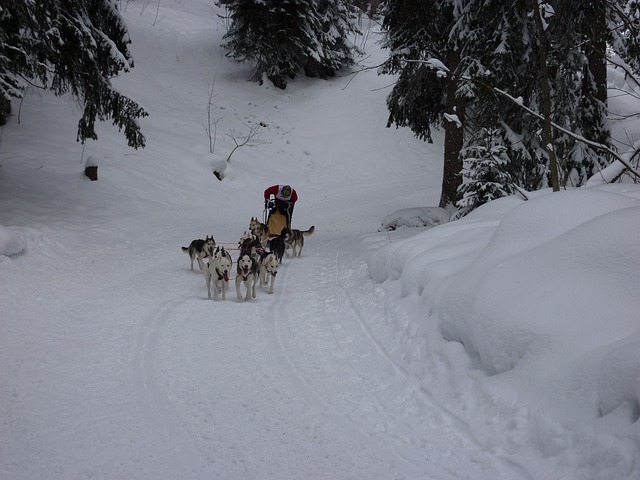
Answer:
382, 0, 640, 198
542, 0, 607, 188
545, 0, 640, 187
381, 0, 451, 144
0, 0, 147, 148
476, 0, 640, 190
381, 0, 546, 205
219, 0, 359, 89
612, 1, 640, 71
457, 128, 515, 216
382, 0, 471, 208
219, 0, 306, 88
305, 0, 361, 79
453, 1, 548, 192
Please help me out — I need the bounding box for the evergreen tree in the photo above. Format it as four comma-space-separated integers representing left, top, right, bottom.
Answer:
608, 1, 640, 73
0, 0, 147, 148
457, 128, 515, 215
380, 0, 451, 143
456, 0, 548, 192
219, 0, 360, 89
381, 0, 469, 208
545, 0, 640, 187
381, 0, 640, 203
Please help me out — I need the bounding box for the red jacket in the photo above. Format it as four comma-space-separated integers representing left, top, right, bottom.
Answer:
264, 185, 297, 204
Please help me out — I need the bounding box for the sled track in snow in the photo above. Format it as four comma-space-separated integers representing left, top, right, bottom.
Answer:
269, 239, 535, 480
125, 239, 533, 480
130, 296, 214, 480
264, 254, 430, 473
334, 251, 536, 480
267, 243, 456, 475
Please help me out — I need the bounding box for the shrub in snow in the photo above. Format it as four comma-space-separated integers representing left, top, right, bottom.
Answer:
219, 0, 360, 89
456, 128, 515, 217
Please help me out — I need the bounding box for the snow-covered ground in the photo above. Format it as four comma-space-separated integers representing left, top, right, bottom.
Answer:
1, 2, 639, 479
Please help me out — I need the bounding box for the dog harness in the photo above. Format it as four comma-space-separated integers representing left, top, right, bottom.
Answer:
216, 267, 226, 281
238, 270, 252, 281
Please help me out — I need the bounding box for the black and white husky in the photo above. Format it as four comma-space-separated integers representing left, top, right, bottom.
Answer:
258, 251, 279, 294
266, 228, 287, 263
205, 247, 232, 300
182, 235, 216, 271
283, 226, 314, 257
235, 253, 258, 301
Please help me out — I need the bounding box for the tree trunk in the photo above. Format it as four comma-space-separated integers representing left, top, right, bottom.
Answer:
439, 47, 465, 208
0, 97, 11, 126
368, 0, 382, 18
532, 0, 560, 192
587, 1, 607, 106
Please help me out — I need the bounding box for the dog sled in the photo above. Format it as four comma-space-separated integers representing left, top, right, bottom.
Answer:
264, 198, 290, 237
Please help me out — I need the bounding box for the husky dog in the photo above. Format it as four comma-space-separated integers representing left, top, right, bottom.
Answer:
238, 230, 252, 246
182, 235, 216, 271
258, 251, 279, 294
284, 225, 314, 257
235, 253, 258, 301
266, 228, 287, 263
205, 248, 232, 300
249, 217, 270, 245
214, 245, 233, 263
239, 234, 263, 261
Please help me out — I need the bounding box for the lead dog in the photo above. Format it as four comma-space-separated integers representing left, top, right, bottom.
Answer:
284, 226, 314, 257
258, 251, 279, 294
205, 247, 233, 300
182, 235, 216, 271
214, 245, 233, 263
235, 253, 258, 301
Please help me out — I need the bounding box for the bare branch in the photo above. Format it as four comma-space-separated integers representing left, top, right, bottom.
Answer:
224, 122, 266, 163
205, 76, 223, 153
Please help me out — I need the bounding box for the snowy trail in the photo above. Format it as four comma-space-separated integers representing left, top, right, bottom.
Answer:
106, 217, 528, 480
86, 206, 521, 479
0, 208, 534, 480
265, 236, 528, 480
130, 295, 215, 479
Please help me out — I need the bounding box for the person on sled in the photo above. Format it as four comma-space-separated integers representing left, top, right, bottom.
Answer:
264, 184, 297, 235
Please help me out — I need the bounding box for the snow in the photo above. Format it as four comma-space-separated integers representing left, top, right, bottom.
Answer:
425, 57, 449, 73
0, 224, 23, 257
1, 1, 640, 479
379, 207, 451, 231
443, 113, 462, 128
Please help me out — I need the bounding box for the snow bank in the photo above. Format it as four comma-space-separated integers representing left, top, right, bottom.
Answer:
367, 185, 640, 453
378, 206, 450, 231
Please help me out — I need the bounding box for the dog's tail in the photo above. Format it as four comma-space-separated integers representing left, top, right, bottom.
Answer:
181, 246, 189, 252
303, 226, 315, 236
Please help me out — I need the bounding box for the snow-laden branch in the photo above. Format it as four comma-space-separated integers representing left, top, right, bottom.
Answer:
493, 86, 640, 180
414, 57, 640, 181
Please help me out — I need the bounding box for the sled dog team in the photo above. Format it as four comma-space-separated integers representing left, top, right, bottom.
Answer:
181, 218, 314, 301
